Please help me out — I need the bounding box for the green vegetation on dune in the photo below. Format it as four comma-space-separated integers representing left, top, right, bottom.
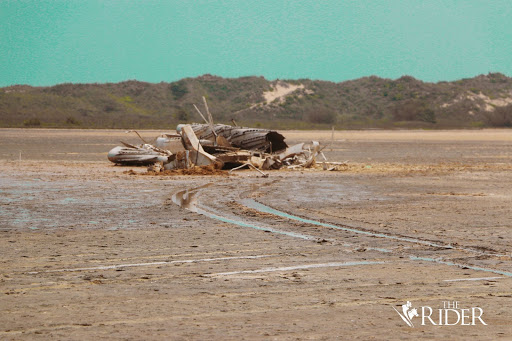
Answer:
1, 73, 512, 129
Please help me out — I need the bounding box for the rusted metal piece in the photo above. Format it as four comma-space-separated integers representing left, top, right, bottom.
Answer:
215, 150, 252, 167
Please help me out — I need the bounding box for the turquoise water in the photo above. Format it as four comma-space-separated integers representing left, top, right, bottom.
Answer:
2, 1, 511, 86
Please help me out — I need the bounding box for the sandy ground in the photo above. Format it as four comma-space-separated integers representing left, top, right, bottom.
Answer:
1, 128, 511, 340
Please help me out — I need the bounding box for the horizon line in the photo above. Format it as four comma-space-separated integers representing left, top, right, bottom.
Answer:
2, 72, 510, 88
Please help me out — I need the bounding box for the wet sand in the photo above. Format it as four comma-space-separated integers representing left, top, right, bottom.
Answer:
1, 128, 511, 340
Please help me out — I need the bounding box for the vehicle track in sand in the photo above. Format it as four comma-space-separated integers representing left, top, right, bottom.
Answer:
170, 182, 512, 280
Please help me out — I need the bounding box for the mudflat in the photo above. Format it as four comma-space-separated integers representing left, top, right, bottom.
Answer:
1, 128, 511, 340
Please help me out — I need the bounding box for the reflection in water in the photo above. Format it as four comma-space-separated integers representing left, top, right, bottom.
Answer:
171, 183, 212, 213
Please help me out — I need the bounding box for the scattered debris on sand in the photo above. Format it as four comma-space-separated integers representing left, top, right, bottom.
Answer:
107, 97, 343, 175
146, 164, 229, 176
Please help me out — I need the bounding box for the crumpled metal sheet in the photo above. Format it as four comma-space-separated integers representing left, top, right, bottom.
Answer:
178, 123, 288, 153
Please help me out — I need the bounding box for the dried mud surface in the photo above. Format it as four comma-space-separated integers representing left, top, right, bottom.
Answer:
1, 128, 512, 340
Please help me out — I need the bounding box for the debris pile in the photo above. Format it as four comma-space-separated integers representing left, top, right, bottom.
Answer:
107, 97, 338, 175
146, 164, 229, 176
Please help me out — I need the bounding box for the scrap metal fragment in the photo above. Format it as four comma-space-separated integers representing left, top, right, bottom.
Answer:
107, 143, 172, 165
278, 143, 305, 160
303, 141, 325, 168
184, 123, 288, 153
228, 163, 269, 177
155, 133, 186, 152
180, 125, 223, 168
